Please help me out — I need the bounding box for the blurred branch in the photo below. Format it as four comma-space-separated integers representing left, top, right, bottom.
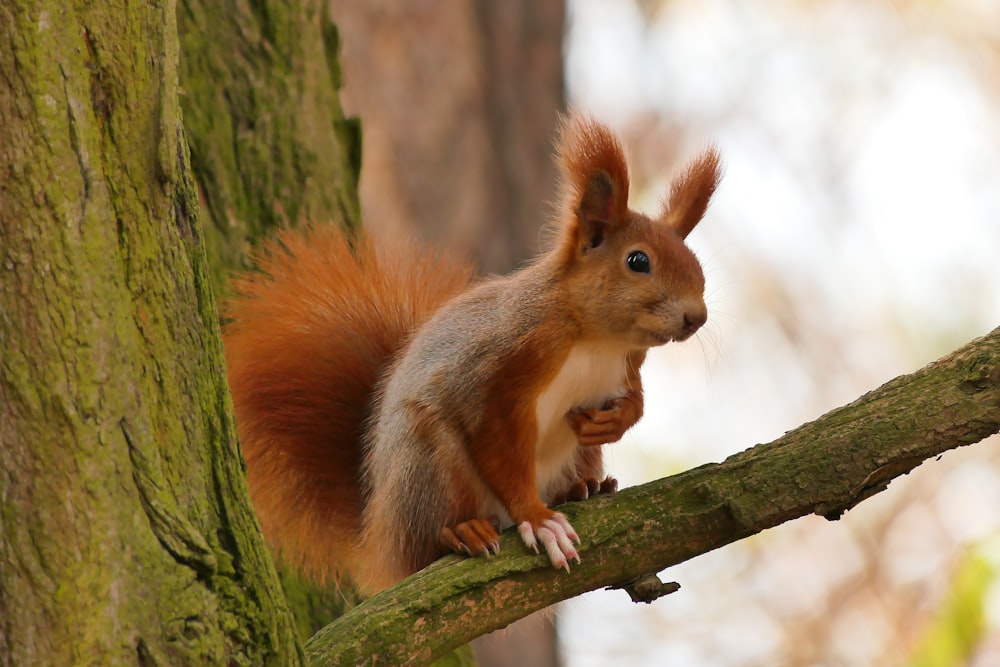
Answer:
304, 326, 1000, 666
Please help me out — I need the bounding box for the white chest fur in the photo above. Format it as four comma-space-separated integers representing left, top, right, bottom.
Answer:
532, 341, 631, 492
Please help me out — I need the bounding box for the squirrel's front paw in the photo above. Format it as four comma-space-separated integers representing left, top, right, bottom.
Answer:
439, 517, 501, 557
517, 512, 581, 572
567, 396, 640, 446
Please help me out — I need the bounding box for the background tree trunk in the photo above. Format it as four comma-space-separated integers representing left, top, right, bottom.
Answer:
327, 0, 566, 274
325, 3, 568, 662
0, 0, 305, 664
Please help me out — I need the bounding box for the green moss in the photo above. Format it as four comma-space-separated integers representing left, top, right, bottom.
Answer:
430, 644, 477, 667
1, 0, 316, 663
278, 566, 356, 641
178, 0, 362, 296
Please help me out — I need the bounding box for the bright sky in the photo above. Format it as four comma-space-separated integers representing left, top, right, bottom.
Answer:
561, 1, 1000, 664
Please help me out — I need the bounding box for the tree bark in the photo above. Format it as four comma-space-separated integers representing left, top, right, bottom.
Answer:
175, 0, 365, 637
177, 0, 362, 294
304, 325, 1000, 666
0, 1, 302, 664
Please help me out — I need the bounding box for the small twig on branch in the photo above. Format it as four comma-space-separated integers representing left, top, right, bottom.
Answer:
610, 573, 681, 604
305, 326, 1000, 666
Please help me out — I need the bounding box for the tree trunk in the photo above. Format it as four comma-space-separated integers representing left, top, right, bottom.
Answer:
177, 0, 361, 295
175, 0, 365, 637
0, 1, 302, 664
327, 0, 565, 274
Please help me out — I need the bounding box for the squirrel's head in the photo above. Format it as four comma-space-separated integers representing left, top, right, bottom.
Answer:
551, 113, 722, 348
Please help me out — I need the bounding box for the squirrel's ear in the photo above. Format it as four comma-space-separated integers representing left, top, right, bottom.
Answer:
659, 147, 722, 239
555, 113, 630, 250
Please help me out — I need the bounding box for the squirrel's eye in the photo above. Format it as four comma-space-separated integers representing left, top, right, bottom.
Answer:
626, 250, 651, 274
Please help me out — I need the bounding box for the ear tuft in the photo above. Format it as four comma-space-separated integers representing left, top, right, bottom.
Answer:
660, 147, 722, 239
555, 113, 630, 233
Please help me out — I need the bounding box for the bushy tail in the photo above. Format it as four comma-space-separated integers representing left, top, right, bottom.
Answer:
222, 225, 472, 584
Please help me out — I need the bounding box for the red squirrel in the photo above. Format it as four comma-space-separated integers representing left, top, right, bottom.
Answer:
223, 114, 721, 594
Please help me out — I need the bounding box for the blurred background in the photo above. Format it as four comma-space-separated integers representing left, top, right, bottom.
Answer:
327, 0, 1000, 664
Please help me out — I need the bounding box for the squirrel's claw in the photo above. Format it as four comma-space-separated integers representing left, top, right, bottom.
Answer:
518, 512, 580, 571
551, 475, 619, 505
440, 517, 501, 558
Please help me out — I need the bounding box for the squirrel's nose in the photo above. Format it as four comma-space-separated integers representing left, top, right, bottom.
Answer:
681, 301, 707, 336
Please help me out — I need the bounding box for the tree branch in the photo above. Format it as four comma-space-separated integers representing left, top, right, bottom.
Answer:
305, 326, 1000, 666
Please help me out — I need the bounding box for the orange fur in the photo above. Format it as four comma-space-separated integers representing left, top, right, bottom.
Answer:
222, 113, 722, 594
223, 227, 471, 583
553, 114, 631, 263
659, 147, 723, 239
556, 114, 630, 218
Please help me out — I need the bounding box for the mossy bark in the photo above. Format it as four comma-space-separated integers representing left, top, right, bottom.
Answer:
176, 0, 361, 296
0, 1, 302, 664
305, 326, 1000, 665
175, 0, 363, 636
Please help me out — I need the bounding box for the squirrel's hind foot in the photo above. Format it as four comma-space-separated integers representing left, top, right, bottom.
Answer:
518, 512, 581, 572
551, 475, 618, 506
